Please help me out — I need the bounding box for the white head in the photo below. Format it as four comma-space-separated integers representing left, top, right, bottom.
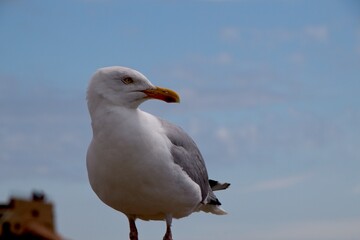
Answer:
87, 66, 180, 113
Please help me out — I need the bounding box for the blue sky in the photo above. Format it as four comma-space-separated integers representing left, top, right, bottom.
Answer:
1, 0, 360, 239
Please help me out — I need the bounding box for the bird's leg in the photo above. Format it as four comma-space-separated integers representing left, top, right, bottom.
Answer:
163, 214, 173, 240
128, 216, 138, 240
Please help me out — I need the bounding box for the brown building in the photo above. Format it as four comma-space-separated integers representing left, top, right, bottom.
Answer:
0, 192, 62, 240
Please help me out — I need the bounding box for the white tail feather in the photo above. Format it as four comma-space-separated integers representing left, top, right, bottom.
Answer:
200, 204, 228, 215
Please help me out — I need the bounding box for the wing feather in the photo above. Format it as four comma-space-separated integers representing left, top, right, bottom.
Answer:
159, 119, 210, 202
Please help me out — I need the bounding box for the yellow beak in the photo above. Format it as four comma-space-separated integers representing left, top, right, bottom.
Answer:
142, 87, 180, 103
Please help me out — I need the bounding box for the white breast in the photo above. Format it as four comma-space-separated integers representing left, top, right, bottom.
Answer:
86, 106, 202, 220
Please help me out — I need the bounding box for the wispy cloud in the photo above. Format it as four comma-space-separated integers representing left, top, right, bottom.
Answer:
289, 52, 306, 65
152, 53, 287, 109
304, 26, 328, 42
220, 27, 241, 43
219, 25, 329, 45
246, 173, 311, 192
355, 28, 360, 54
242, 218, 360, 240
352, 184, 360, 194
0, 76, 89, 181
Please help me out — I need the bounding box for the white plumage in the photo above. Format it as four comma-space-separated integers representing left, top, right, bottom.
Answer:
86, 66, 229, 240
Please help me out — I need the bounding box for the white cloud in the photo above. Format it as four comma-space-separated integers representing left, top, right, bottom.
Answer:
199, 0, 245, 3
76, 0, 113, 2
181, 52, 234, 66
352, 184, 360, 194
355, 28, 360, 54
289, 52, 306, 65
215, 126, 232, 142
247, 173, 310, 192
216, 52, 233, 64
0, 77, 89, 181
356, 45, 360, 54
304, 26, 328, 41
220, 26, 241, 42
221, 25, 329, 47
242, 218, 360, 240
214, 126, 239, 157
178, 88, 284, 111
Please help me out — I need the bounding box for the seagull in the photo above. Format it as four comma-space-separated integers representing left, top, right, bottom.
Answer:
86, 66, 230, 240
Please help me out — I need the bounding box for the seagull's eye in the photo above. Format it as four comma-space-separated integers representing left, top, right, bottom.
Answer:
122, 77, 134, 85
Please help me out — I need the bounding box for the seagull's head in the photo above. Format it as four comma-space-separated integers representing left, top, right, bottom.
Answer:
87, 66, 180, 111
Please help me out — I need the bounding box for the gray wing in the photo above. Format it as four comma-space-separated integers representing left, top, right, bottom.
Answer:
159, 118, 212, 203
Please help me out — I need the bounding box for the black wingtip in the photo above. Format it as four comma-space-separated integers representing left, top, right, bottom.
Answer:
209, 179, 218, 188
208, 198, 222, 206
